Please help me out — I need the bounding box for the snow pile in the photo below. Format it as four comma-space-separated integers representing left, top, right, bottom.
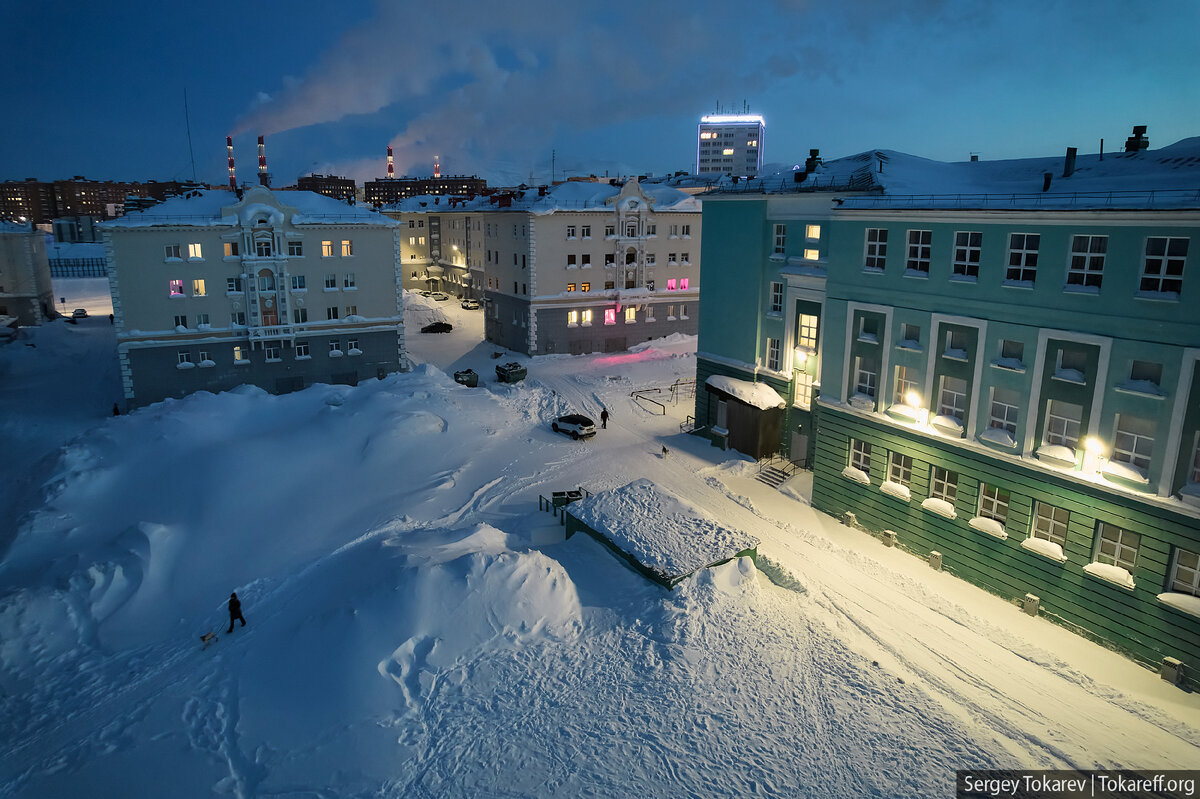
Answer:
842, 466, 870, 485
569, 478, 758, 579
1084, 562, 1136, 590
1021, 537, 1068, 563
979, 426, 1017, 448
705, 375, 785, 409
1157, 593, 1200, 619
880, 481, 911, 501
921, 497, 956, 519
1104, 459, 1150, 484
969, 516, 1008, 540
1037, 444, 1077, 466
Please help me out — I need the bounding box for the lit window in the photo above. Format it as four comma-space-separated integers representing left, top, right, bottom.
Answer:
581, 309, 593, 326
192, 279, 206, 297
224, 242, 240, 257
604, 308, 616, 325
667, 279, 677, 291
803, 249, 819, 261
679, 278, 689, 290
625, 307, 636, 323
794, 371, 814, 409
567, 283, 576, 292
894, 365, 920, 406
233, 346, 247, 362
322, 240, 334, 257
805, 224, 820, 240
169, 279, 184, 297
722, 148, 734, 156
341, 240, 353, 257
582, 282, 590, 292
798, 314, 818, 350
187, 243, 203, 260
567, 310, 579, 327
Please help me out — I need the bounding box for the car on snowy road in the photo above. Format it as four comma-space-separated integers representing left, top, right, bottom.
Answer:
552, 414, 597, 440
420, 321, 453, 333
430, 292, 450, 301
460, 298, 480, 310
71, 308, 88, 319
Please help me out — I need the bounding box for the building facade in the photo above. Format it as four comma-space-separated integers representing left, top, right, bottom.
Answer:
365, 175, 487, 207
694, 140, 1200, 686
295, 175, 357, 204
697, 114, 765, 177
0, 221, 56, 324
103, 186, 406, 407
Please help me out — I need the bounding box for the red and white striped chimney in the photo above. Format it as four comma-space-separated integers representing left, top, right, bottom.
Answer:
387, 145, 394, 178
227, 136, 237, 190
258, 135, 269, 187
433, 154, 440, 178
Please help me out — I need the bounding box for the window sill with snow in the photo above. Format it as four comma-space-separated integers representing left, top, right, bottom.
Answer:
1083, 561, 1135, 591
880, 481, 911, 502
841, 466, 870, 486
921, 497, 957, 519
1020, 537, 1067, 563
1156, 592, 1200, 620
968, 516, 1008, 540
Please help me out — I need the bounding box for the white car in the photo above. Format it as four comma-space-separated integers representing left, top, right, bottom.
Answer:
430, 292, 450, 301
71, 308, 88, 319
552, 414, 597, 440
461, 298, 480, 310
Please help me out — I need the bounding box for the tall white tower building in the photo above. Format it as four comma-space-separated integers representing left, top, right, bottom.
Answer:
696, 114, 765, 176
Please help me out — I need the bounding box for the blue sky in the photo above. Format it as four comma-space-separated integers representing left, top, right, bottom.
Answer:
2, 0, 1198, 187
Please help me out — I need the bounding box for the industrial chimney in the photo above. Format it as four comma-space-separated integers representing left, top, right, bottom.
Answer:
387, 146, 395, 179
227, 136, 236, 191
257, 136, 270, 187
433, 155, 441, 178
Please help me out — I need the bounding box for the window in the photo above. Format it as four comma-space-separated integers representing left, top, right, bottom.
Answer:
888, 452, 913, 487
864, 228, 887, 270
978, 483, 1010, 525
582, 225, 591, 238
322, 240, 334, 257
604, 308, 616, 325
341, 240, 353, 257
327, 306, 339, 320
329, 340, 341, 353
682, 224, 691, 237
1170, 548, 1200, 596
345, 305, 357, 317
409, 236, 417, 246
605, 225, 615, 237
196, 313, 209, 327
1190, 432, 1200, 485
582, 254, 591, 267
288, 240, 303, 257
1006, 233, 1039, 283
164, 244, 181, 260
850, 439, 872, 473
773, 224, 786, 254
567, 254, 577, 268
667, 304, 676, 319
291, 275, 306, 291
681, 253, 690, 265
906, 230, 931, 273
680, 278, 689, 290
325, 273, 337, 289
418, 236, 425, 245
255, 238, 273, 257
605, 254, 615, 267
900, 323, 920, 347
666, 278, 677, 291
938, 376, 968, 421
343, 273, 356, 289
409, 220, 415, 228
952, 231, 982, 279
854, 356, 877, 398
187, 243, 203, 260
581, 309, 593, 326
680, 304, 688, 319
944, 329, 967, 358
894, 365, 920, 405
989, 387, 1020, 437
566, 225, 577, 239
258, 274, 275, 291
766, 337, 780, 371
581, 282, 590, 292
1031, 502, 1069, 549
567, 310, 579, 327
1067, 235, 1106, 289
930, 467, 958, 504
177, 351, 192, 365
859, 316, 879, 343
231, 311, 246, 326
805, 224, 820, 240
1112, 414, 1155, 473
173, 314, 187, 328
296, 342, 309, 358
192, 279, 206, 297
1095, 522, 1139, 572
567, 282, 576, 293
199, 350, 209, 362
798, 314, 818, 350
803, 249, 819, 261
1044, 400, 1082, 451
1141, 236, 1188, 294
1129, 360, 1162, 387
1056, 348, 1086, 381
1000, 339, 1024, 364
293, 308, 308, 323
226, 277, 243, 293
224, 241, 240, 257
233, 345, 247, 363
169, 279, 184, 297
625, 307, 636, 324
265, 343, 281, 361
668, 253, 677, 264
646, 224, 656, 236
348, 338, 358, 351
795, 371, 814, 409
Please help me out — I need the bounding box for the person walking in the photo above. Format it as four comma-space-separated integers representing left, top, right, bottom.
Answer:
600, 408, 609, 429
227, 592, 246, 633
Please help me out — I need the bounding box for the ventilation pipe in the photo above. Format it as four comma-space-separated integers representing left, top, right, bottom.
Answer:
1063, 147, 1077, 178
226, 136, 236, 190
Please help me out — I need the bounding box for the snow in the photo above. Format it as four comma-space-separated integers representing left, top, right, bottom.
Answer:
568, 478, 758, 580
1053, 367, 1086, 384
841, 466, 870, 485
944, 347, 967, 360
932, 414, 963, 434
969, 516, 1008, 540
704, 374, 785, 410
1021, 538, 1068, 563
921, 497, 957, 519
101, 188, 398, 228
0, 278, 1198, 796
1036, 444, 1077, 466
849, 392, 876, 410
1103, 459, 1150, 484
880, 481, 911, 501
1116, 379, 1165, 397
1084, 562, 1136, 590
979, 426, 1017, 448
1157, 593, 1200, 619
992, 356, 1025, 372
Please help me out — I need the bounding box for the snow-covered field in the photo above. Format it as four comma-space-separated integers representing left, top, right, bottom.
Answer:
0, 280, 1196, 798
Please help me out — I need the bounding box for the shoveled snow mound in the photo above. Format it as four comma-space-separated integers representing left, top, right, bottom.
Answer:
569, 478, 758, 577
705, 375, 785, 409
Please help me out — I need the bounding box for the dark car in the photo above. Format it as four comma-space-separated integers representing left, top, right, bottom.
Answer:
421, 321, 453, 333
552, 414, 597, 440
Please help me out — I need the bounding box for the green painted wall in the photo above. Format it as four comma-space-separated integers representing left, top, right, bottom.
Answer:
695, 197, 769, 364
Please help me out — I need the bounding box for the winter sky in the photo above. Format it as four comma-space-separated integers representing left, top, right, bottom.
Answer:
3, 0, 1199, 187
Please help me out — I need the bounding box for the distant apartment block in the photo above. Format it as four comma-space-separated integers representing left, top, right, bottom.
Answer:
295, 174, 357, 204
697, 114, 765, 176
365, 175, 487, 207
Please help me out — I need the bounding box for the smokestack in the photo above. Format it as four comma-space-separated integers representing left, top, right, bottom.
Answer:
257, 135, 269, 187
387, 146, 394, 179
227, 136, 236, 191
434, 154, 441, 178
1063, 146, 1077, 178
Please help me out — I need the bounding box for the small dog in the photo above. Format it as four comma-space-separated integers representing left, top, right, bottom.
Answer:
200, 631, 218, 649
662, 445, 670, 458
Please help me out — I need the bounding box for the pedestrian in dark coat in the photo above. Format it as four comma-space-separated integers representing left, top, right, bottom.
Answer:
227, 592, 246, 633
600, 408, 609, 429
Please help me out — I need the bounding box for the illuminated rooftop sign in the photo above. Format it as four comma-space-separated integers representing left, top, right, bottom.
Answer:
699, 114, 765, 125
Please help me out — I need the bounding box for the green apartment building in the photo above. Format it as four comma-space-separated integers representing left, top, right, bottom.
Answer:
695, 137, 1200, 686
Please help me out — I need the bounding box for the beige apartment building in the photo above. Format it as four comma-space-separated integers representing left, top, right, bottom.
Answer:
0, 221, 55, 325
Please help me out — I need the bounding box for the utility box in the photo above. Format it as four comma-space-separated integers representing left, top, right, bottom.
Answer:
929, 551, 943, 571
1161, 657, 1185, 685
1023, 594, 1040, 617
495, 362, 527, 383
453, 368, 478, 387
883, 530, 898, 547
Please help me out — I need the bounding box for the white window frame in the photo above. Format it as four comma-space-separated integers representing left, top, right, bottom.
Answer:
938, 375, 968, 421
850, 439, 871, 473
864, 228, 887, 271
1030, 501, 1069, 548
1094, 522, 1139, 572
1140, 236, 1188, 295
766, 337, 781, 371
1112, 414, 1154, 472
978, 483, 1010, 525
769, 282, 783, 314
988, 387, 1020, 436
930, 466, 957, 504
773, 223, 786, 255
952, 231, 982, 279
794, 371, 814, 410
894, 365, 919, 406
906, 230, 931, 273
1044, 399, 1082, 451
888, 452, 913, 487
1169, 547, 1200, 596
1006, 233, 1040, 283
854, 356, 877, 398
798, 314, 818, 350
1067, 234, 1107, 289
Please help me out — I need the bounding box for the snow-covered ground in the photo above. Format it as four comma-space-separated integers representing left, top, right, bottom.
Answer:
0, 280, 1196, 798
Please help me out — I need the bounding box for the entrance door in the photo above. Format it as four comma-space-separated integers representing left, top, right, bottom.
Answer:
791, 431, 809, 467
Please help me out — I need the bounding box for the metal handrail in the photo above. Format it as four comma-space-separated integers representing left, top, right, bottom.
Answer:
630, 388, 665, 415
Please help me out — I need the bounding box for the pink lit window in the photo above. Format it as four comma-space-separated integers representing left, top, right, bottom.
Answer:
679, 278, 689, 290
604, 308, 616, 325
169, 279, 184, 296
666, 278, 677, 291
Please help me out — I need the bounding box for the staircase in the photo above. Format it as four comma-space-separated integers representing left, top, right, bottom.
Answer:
756, 465, 791, 488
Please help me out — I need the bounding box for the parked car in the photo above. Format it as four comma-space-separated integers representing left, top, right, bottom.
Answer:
420, 321, 453, 333
552, 414, 597, 440
71, 308, 88, 319
495, 362, 527, 383
430, 292, 450, 302
453, 368, 479, 387
461, 298, 480, 310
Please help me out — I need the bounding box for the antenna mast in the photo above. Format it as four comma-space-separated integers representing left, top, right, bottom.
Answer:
184, 88, 197, 182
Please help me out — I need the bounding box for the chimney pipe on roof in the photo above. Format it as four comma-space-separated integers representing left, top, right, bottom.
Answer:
1042, 172, 1052, 192
1125, 125, 1149, 153
1063, 147, 1077, 178
257, 136, 270, 187
226, 136, 236, 191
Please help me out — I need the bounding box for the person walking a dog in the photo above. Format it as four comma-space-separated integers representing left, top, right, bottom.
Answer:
227, 592, 247, 633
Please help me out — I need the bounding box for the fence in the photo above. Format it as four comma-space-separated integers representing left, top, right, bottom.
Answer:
49, 258, 108, 278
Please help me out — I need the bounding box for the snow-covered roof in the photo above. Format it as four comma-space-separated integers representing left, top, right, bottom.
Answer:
569, 479, 758, 579
705, 375, 786, 410
0, 221, 33, 234
46, 240, 105, 259
102, 188, 398, 228
711, 138, 1200, 210
381, 180, 699, 215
